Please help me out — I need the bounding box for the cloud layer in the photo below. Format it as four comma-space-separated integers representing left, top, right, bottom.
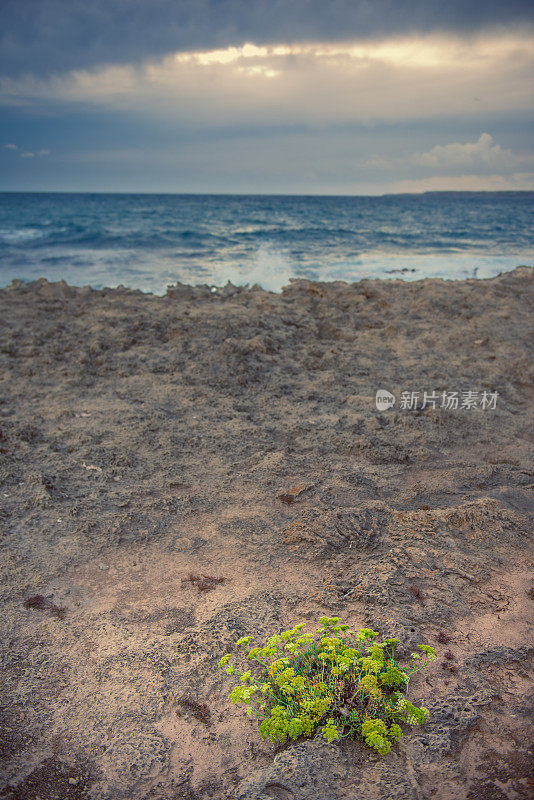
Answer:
2, 33, 533, 128
1, 0, 534, 77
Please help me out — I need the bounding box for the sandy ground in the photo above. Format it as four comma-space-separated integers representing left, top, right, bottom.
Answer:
0, 268, 533, 800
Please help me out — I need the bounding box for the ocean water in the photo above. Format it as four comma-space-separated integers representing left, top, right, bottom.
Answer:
0, 191, 532, 293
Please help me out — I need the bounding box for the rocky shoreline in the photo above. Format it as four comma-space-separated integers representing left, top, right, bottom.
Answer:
0, 269, 533, 799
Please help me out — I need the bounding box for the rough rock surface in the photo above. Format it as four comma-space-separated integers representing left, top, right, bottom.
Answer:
0, 269, 533, 799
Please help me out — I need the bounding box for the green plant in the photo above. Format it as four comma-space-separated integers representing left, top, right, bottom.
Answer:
218, 617, 436, 755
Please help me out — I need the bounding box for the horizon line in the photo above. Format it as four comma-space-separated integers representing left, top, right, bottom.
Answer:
1, 189, 533, 199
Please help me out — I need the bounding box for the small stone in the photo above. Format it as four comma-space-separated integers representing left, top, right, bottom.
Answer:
174, 537, 194, 550
98, 563, 109, 571
68, 777, 79, 785
277, 483, 313, 504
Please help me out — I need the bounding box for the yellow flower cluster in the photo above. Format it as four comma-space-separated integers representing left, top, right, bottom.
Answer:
219, 618, 434, 752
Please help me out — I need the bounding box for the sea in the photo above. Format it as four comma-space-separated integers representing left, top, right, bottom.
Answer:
0, 191, 532, 293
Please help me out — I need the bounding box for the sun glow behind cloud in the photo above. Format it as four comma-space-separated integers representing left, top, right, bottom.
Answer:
2, 31, 533, 123
173, 34, 530, 70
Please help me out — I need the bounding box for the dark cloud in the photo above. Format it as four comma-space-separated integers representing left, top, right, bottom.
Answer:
1, 0, 533, 77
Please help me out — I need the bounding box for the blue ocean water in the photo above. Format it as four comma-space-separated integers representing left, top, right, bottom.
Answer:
0, 191, 532, 293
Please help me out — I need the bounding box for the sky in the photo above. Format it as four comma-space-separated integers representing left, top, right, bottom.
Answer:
1, 0, 533, 194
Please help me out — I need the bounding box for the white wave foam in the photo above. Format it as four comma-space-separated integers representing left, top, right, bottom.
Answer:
0, 227, 46, 244
220, 244, 294, 292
